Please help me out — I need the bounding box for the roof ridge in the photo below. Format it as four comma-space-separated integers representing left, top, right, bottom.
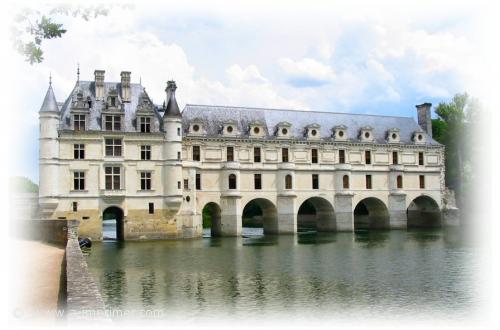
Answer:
184, 104, 413, 119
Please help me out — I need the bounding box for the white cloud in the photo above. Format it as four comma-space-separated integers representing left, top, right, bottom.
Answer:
226, 64, 268, 84
278, 57, 335, 87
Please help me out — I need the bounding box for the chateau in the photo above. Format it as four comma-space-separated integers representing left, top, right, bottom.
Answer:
39, 70, 445, 240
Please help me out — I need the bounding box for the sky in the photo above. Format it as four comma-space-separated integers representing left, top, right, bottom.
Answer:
2, 0, 496, 183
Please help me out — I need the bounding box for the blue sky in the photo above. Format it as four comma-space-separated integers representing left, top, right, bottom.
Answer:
4, 0, 490, 183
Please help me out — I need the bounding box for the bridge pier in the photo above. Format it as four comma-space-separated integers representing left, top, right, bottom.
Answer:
335, 193, 354, 231
389, 192, 407, 229
277, 196, 297, 234
220, 196, 242, 236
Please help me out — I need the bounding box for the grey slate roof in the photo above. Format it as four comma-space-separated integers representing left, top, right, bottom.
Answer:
39, 85, 59, 113
59, 81, 163, 132
182, 104, 441, 145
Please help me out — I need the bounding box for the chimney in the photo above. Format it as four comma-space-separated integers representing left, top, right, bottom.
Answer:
94, 70, 105, 101
416, 102, 432, 138
120, 71, 131, 102
165, 80, 176, 103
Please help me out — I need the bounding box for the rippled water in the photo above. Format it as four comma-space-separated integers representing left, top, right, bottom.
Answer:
86, 228, 478, 321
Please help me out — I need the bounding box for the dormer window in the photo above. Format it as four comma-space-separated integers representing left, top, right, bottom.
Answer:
110, 96, 116, 107
275, 121, 292, 139
360, 126, 374, 142
189, 119, 205, 135
139, 117, 151, 133
104, 115, 121, 131
73, 114, 86, 131
413, 129, 426, 144
387, 128, 400, 143
249, 121, 265, 138
333, 125, 347, 141
305, 124, 321, 139
222, 120, 238, 136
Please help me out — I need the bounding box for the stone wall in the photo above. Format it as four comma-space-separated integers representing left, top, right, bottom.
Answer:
12, 219, 69, 246
65, 220, 110, 322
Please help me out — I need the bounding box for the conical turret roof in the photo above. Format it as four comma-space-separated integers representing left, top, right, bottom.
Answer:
164, 80, 181, 117
39, 84, 59, 113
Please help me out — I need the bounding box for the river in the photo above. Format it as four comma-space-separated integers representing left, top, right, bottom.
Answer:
86, 228, 478, 321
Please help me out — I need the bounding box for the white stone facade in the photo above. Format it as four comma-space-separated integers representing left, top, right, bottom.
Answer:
38, 70, 445, 240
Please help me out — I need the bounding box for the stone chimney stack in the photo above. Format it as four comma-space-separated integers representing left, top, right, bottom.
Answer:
416, 103, 432, 138
94, 70, 105, 101
120, 71, 131, 102
165, 80, 176, 103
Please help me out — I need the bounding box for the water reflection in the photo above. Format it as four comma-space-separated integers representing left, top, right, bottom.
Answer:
86, 228, 477, 320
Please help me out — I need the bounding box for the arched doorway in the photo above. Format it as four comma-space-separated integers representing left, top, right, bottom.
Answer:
297, 197, 336, 232
202, 202, 222, 237
242, 198, 278, 235
102, 206, 124, 240
354, 198, 390, 230
407, 196, 442, 228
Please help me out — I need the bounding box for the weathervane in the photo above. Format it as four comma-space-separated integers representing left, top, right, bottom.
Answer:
49, 71, 52, 85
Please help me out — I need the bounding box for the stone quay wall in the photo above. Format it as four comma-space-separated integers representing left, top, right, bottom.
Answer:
64, 220, 110, 322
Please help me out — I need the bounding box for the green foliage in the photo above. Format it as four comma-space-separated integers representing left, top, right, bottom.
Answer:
11, 5, 113, 64
432, 92, 480, 209
9, 176, 39, 193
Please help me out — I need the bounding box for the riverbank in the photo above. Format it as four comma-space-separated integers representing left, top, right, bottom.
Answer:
10, 240, 65, 322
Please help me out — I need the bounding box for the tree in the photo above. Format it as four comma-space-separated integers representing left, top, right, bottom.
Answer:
11, 5, 115, 64
432, 92, 480, 209
9, 176, 39, 193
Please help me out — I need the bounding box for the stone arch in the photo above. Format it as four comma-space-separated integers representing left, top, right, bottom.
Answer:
354, 197, 390, 230
242, 198, 278, 235
297, 197, 336, 232
102, 206, 124, 240
202, 202, 222, 237
407, 195, 442, 228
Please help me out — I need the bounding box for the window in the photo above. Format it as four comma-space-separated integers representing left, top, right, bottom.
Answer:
419, 175, 425, 189
227, 146, 234, 162
74, 144, 85, 159
228, 174, 237, 189
192, 146, 200, 161
140, 117, 151, 133
311, 149, 318, 164
254, 174, 262, 190
183, 179, 189, 190
312, 174, 319, 189
392, 151, 398, 165
110, 96, 116, 107
282, 148, 289, 162
254, 147, 261, 163
141, 145, 151, 160
419, 152, 424, 165
177, 151, 181, 160
105, 166, 121, 190
193, 124, 200, 132
140, 172, 152, 190
343, 175, 349, 189
73, 171, 85, 191
365, 150, 371, 165
366, 175, 372, 189
285, 174, 292, 189
253, 127, 260, 134
196, 173, 201, 190
177, 127, 181, 136
148, 203, 154, 214
397, 175, 403, 189
72, 202, 78, 212
177, 181, 181, 189
104, 115, 121, 131
74, 114, 86, 131
105, 138, 122, 157
339, 150, 345, 164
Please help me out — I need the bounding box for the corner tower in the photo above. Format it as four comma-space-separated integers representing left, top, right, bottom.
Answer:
162, 81, 183, 217
38, 78, 60, 217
